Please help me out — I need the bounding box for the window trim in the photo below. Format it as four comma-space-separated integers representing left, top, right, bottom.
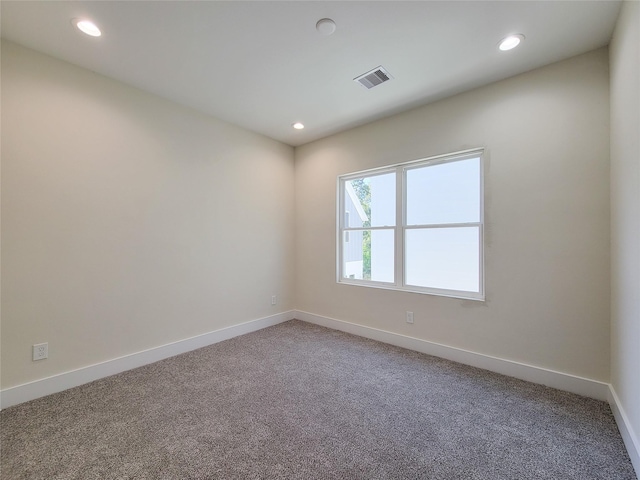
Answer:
337, 148, 485, 301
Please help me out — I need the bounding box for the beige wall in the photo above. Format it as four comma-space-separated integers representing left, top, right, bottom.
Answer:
610, 0, 640, 456
295, 48, 611, 381
0, 38, 619, 397
1, 41, 295, 388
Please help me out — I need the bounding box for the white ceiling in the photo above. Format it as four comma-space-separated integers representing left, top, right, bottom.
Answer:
1, 1, 622, 147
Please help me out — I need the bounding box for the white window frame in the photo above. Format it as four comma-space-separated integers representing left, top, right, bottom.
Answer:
337, 148, 485, 301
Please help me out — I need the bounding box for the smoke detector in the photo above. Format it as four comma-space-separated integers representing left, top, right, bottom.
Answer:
354, 66, 393, 89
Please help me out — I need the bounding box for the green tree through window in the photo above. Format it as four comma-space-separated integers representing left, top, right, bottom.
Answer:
351, 178, 372, 279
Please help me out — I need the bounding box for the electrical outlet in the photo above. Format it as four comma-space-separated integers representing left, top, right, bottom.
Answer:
271, 295, 277, 306
33, 343, 48, 361
406, 311, 414, 324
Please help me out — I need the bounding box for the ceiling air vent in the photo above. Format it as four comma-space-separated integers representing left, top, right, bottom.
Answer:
354, 66, 393, 89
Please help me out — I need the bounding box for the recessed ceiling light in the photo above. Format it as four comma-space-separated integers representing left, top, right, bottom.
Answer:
73, 18, 102, 37
498, 34, 524, 51
292, 122, 305, 130
316, 18, 336, 36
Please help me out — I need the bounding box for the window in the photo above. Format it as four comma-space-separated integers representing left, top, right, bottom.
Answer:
337, 148, 484, 300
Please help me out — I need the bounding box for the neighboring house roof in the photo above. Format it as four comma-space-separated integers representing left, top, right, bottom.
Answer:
345, 182, 369, 223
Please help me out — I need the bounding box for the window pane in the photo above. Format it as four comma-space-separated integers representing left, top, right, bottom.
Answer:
342, 229, 394, 282
371, 229, 394, 282
406, 157, 480, 226
344, 172, 395, 228
405, 227, 479, 292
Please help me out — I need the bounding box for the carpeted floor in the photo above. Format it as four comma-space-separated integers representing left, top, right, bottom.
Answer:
1, 320, 636, 479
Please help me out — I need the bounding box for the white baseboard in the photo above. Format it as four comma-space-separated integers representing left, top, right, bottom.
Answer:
295, 310, 610, 401
0, 310, 295, 410
609, 385, 640, 478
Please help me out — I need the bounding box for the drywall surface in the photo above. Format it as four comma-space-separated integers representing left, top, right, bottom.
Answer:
1, 41, 295, 389
295, 48, 611, 382
610, 0, 640, 462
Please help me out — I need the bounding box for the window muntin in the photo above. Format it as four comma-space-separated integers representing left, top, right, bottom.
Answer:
337, 149, 484, 300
